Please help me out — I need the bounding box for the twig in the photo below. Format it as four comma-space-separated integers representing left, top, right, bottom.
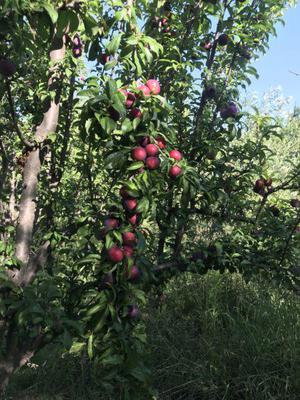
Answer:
5, 80, 35, 149
280, 213, 300, 266
289, 70, 300, 77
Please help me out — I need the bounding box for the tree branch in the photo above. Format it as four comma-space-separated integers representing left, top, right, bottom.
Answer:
15, 241, 51, 287
0, 138, 9, 200
5, 80, 35, 149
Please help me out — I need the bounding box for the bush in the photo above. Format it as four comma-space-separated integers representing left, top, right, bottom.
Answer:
146, 272, 300, 400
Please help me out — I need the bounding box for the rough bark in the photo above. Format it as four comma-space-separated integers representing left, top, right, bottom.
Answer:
15, 36, 66, 268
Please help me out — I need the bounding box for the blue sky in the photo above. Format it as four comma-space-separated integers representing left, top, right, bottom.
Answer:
246, 2, 300, 108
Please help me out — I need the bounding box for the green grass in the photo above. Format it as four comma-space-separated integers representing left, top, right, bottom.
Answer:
4, 271, 300, 400
146, 271, 300, 400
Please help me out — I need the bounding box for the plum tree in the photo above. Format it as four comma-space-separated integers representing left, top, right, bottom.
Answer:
0, 0, 297, 398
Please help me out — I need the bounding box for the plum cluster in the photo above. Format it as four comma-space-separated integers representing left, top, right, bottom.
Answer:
131, 136, 183, 178
108, 80, 160, 122
100, 79, 185, 318
150, 0, 175, 36
72, 34, 83, 58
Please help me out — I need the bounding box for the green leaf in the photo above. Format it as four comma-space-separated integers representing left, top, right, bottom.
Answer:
88, 334, 94, 359
121, 118, 133, 134
70, 342, 85, 354
62, 330, 72, 350
43, 3, 58, 24
98, 116, 116, 135
127, 161, 144, 171
105, 150, 127, 169
107, 79, 118, 98
136, 197, 149, 213
106, 34, 123, 55
83, 14, 99, 36
134, 50, 142, 76
104, 59, 118, 71
132, 117, 141, 130
102, 354, 123, 366
87, 303, 105, 317
57, 10, 79, 35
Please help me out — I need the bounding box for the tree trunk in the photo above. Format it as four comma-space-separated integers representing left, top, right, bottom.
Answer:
0, 361, 15, 397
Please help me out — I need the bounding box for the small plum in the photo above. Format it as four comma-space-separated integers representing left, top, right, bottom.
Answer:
130, 108, 142, 119
126, 265, 140, 281
125, 92, 136, 109
169, 149, 182, 161
128, 214, 139, 225
104, 217, 119, 229
145, 144, 159, 156
218, 33, 230, 46
204, 86, 216, 99
146, 79, 161, 95
146, 156, 160, 170
0, 59, 16, 77
73, 35, 82, 47
131, 146, 147, 161
255, 178, 266, 189
227, 102, 238, 117
138, 84, 151, 97
202, 41, 212, 50
73, 47, 82, 58
108, 106, 120, 121
264, 178, 273, 187
120, 186, 131, 199
100, 53, 109, 65
290, 199, 300, 208
123, 245, 134, 258
169, 165, 182, 178
139, 136, 151, 147
220, 102, 238, 119
108, 246, 124, 263
124, 198, 138, 211
128, 304, 140, 319
220, 107, 229, 119
122, 231, 137, 246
